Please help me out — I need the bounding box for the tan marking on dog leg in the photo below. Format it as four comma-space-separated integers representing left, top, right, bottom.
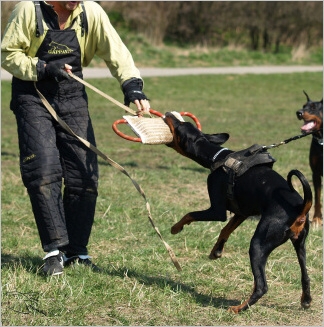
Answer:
171, 214, 194, 234
290, 215, 307, 239
209, 215, 246, 259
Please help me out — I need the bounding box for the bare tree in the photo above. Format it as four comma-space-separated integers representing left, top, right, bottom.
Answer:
102, 1, 180, 46
2, 1, 322, 51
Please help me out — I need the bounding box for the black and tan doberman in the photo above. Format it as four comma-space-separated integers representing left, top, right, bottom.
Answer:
296, 91, 323, 227
164, 112, 312, 313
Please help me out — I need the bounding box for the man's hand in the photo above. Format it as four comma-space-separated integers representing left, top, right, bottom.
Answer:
64, 64, 72, 74
134, 98, 151, 115
45, 63, 72, 82
122, 78, 150, 114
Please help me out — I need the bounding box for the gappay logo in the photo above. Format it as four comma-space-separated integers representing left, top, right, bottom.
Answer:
48, 41, 73, 55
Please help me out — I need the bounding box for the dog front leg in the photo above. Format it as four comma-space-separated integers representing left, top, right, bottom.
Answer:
209, 214, 247, 259
171, 206, 228, 235
310, 143, 323, 227
312, 171, 322, 227
171, 171, 229, 235
171, 213, 194, 234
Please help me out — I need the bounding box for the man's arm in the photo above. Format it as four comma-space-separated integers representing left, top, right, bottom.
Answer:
1, 2, 40, 81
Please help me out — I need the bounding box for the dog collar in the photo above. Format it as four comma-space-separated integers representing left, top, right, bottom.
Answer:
314, 133, 323, 146
212, 148, 228, 162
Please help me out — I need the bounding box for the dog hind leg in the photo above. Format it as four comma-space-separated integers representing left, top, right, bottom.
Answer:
228, 223, 288, 313
209, 214, 247, 259
290, 223, 312, 309
228, 237, 270, 313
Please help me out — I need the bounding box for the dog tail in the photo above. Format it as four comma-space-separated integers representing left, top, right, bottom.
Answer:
287, 169, 313, 239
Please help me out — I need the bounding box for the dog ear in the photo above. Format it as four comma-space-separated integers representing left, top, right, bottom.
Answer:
303, 90, 311, 102
205, 133, 230, 145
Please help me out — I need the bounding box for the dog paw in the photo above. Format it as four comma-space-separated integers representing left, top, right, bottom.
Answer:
301, 293, 312, 309
227, 306, 240, 314
209, 250, 222, 260
301, 301, 311, 309
171, 224, 183, 234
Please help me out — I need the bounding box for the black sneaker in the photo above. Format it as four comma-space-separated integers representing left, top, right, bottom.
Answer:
63, 254, 101, 272
43, 251, 64, 276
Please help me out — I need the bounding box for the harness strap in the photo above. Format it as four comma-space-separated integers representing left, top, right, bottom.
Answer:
34, 82, 182, 272
34, 1, 88, 37
224, 157, 243, 173
224, 157, 243, 201
34, 1, 44, 37
80, 2, 88, 36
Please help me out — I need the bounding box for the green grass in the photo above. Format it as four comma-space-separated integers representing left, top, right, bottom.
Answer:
89, 40, 323, 68
1, 72, 323, 326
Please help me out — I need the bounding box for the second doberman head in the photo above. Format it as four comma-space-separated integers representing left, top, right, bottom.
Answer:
296, 91, 323, 138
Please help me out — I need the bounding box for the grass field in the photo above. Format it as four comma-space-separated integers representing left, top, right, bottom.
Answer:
1, 71, 323, 326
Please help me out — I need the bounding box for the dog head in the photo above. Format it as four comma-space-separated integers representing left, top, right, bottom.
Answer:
164, 112, 229, 166
296, 91, 323, 135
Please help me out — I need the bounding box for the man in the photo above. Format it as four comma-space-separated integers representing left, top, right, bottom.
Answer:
1, 1, 150, 275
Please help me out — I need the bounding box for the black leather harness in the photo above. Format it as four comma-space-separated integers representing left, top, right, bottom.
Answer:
211, 144, 276, 213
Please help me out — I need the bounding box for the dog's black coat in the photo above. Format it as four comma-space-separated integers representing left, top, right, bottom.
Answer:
296, 91, 323, 226
164, 112, 313, 313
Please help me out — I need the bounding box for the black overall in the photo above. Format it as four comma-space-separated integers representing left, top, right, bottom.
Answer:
10, 4, 98, 254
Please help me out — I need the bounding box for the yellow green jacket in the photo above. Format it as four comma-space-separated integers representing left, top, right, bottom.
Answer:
1, 1, 142, 85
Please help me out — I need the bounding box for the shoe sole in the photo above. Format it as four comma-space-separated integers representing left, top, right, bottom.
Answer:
44, 270, 63, 276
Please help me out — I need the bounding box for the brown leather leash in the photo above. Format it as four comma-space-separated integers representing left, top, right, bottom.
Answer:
68, 72, 150, 117
34, 81, 182, 272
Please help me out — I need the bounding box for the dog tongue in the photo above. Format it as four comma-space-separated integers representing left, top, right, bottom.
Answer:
301, 121, 315, 131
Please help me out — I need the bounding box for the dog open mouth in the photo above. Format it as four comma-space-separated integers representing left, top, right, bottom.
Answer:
301, 120, 317, 133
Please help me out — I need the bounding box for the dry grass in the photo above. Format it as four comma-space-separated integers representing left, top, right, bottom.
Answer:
1, 72, 323, 326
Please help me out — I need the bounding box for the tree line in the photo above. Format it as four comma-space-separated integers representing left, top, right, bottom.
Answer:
102, 1, 323, 52
2, 1, 322, 52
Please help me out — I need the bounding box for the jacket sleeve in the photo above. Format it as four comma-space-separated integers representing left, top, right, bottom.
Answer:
83, 2, 142, 86
1, 2, 39, 81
